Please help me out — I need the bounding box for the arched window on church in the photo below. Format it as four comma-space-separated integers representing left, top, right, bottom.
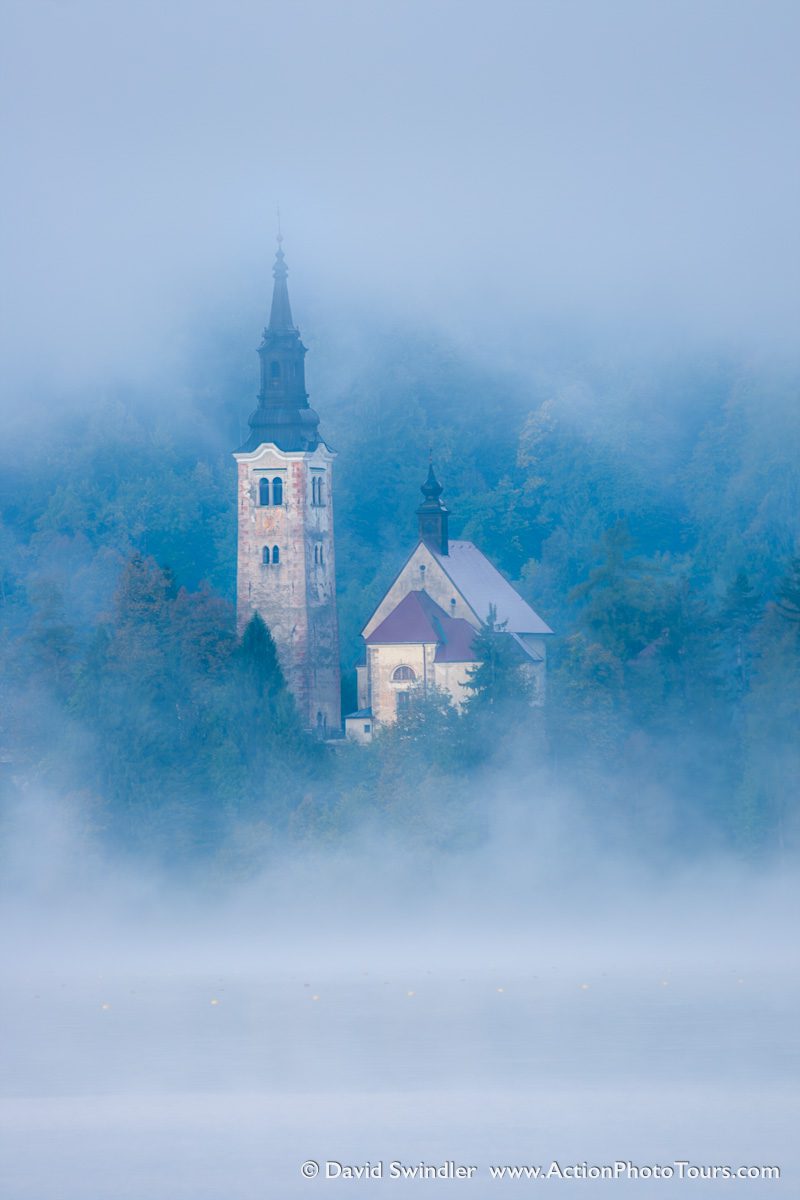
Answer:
317, 477, 324, 506
311, 477, 318, 505
313, 545, 319, 565
262, 546, 270, 565
259, 477, 270, 506
270, 360, 281, 380
272, 545, 280, 564
272, 477, 283, 506
392, 665, 416, 682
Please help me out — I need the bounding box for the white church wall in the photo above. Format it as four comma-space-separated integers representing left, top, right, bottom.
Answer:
367, 641, 433, 725
361, 543, 477, 640
431, 660, 474, 710
356, 664, 369, 710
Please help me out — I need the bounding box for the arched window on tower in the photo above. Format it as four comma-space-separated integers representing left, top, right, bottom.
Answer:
271, 545, 280, 564
272, 477, 283, 506
262, 546, 270, 565
313, 545, 319, 565
259, 477, 270, 506
270, 360, 281, 381
392, 665, 416, 682
311, 476, 325, 506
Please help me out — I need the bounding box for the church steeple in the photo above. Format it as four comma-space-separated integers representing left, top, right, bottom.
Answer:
234, 233, 341, 735
416, 458, 449, 555
268, 236, 294, 332
242, 237, 321, 452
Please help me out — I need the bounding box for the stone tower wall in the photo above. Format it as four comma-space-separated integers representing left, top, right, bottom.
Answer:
235, 442, 341, 733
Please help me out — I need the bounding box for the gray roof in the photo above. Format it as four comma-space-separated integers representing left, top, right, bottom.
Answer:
431, 540, 553, 635
509, 632, 545, 662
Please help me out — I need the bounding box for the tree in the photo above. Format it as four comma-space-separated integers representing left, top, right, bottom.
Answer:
463, 606, 529, 712
222, 613, 323, 804
735, 600, 800, 854
718, 569, 761, 697
775, 557, 800, 623
568, 522, 653, 659
234, 613, 287, 698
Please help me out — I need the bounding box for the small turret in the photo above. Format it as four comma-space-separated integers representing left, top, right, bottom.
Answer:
416, 459, 449, 555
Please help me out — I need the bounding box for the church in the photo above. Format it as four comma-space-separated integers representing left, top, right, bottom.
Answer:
235, 241, 552, 740
345, 463, 553, 742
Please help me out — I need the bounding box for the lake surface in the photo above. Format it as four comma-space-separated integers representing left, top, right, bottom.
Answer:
1, 963, 797, 1197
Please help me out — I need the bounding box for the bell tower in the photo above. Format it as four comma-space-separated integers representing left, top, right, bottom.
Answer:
234, 237, 341, 735
416, 460, 449, 555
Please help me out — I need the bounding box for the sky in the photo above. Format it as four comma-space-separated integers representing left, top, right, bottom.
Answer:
2, 0, 799, 401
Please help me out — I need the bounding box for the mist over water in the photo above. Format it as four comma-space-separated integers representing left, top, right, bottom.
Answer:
1, 788, 798, 1198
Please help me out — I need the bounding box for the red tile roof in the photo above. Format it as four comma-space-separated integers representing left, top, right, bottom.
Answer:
366, 590, 478, 662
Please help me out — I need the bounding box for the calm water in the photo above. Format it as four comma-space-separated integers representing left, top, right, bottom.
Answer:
1, 965, 797, 1198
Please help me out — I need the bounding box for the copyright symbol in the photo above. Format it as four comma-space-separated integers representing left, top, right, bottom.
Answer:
301, 1161, 320, 1178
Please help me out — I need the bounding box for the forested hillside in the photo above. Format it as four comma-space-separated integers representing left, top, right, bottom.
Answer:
1, 331, 798, 864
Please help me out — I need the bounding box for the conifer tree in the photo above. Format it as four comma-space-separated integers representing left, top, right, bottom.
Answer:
236, 612, 287, 698
720, 569, 761, 696
776, 557, 800, 623
229, 613, 319, 786
463, 606, 528, 710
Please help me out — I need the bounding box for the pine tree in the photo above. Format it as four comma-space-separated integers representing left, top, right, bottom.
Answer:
776, 557, 800, 623
568, 521, 654, 659
463, 606, 528, 710
720, 569, 761, 696
229, 613, 319, 785
235, 613, 287, 698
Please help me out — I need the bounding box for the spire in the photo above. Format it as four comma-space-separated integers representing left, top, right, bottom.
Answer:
268, 234, 295, 332
241, 233, 322, 453
416, 458, 449, 555
420, 458, 444, 503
